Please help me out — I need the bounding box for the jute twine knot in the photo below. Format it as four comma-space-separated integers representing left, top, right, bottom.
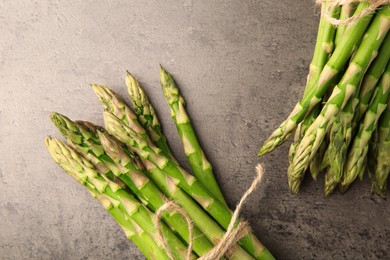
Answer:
316, 0, 390, 25
155, 164, 265, 260
155, 200, 194, 260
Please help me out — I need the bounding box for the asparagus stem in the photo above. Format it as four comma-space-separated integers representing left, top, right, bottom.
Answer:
90, 190, 158, 260
45, 137, 192, 260
341, 61, 390, 192
323, 32, 390, 195
305, 3, 339, 96
92, 85, 274, 259
160, 66, 227, 206
289, 2, 339, 169
50, 113, 215, 256
334, 3, 356, 46
126, 71, 175, 158
323, 94, 359, 196
47, 140, 157, 259
309, 136, 327, 180
369, 98, 390, 196
258, 2, 374, 156
356, 32, 390, 121
326, 7, 358, 189
288, 8, 390, 193
103, 110, 272, 260
97, 126, 254, 259
92, 83, 224, 204
97, 129, 258, 259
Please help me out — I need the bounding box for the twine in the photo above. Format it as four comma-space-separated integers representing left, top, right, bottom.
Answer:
316, 0, 389, 25
155, 200, 194, 260
155, 164, 265, 260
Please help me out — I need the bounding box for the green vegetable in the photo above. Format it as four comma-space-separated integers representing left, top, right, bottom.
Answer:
288, 2, 339, 170
258, 2, 374, 156
334, 3, 356, 46
92, 84, 273, 259
160, 66, 227, 206
126, 71, 175, 158
369, 98, 390, 196
323, 32, 390, 195
288, 7, 390, 193
45, 137, 192, 260
341, 61, 390, 192
103, 110, 272, 260
50, 112, 216, 256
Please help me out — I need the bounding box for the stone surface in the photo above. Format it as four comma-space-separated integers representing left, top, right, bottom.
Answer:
1, 0, 389, 259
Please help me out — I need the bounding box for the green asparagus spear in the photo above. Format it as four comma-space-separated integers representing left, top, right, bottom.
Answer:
341, 61, 390, 192
46, 139, 156, 259
53, 113, 255, 259
126, 71, 174, 157
92, 84, 273, 259
334, 3, 356, 46
323, 32, 390, 195
309, 135, 327, 180
258, 2, 374, 156
370, 98, 390, 196
103, 109, 272, 260
288, 8, 390, 193
323, 95, 359, 196
356, 32, 390, 122
288, 2, 339, 167
160, 66, 227, 206
50, 113, 216, 256
97, 127, 255, 260
45, 137, 192, 260
90, 191, 159, 260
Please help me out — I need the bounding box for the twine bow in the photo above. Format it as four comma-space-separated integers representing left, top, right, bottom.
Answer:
316, 0, 390, 25
155, 164, 265, 260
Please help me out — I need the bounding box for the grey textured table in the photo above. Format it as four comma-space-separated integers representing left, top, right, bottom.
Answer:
1, 1, 389, 259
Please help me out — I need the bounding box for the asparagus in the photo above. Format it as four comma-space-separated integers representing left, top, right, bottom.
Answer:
323, 33, 390, 195
341, 61, 390, 192
258, 2, 374, 156
289, 3, 338, 166
97, 128, 255, 259
50, 113, 216, 256
92, 83, 223, 202
90, 191, 158, 260
334, 3, 356, 46
289, 106, 319, 187
91, 83, 149, 139
370, 99, 390, 196
356, 32, 390, 122
126, 72, 174, 157
46, 139, 156, 259
323, 95, 359, 196
288, 8, 390, 193
309, 136, 327, 180
52, 114, 255, 259
92, 85, 274, 259
160, 66, 227, 206
45, 137, 192, 260
103, 110, 273, 260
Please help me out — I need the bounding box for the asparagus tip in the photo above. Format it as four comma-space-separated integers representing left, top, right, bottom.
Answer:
159, 65, 171, 85
257, 148, 266, 157
126, 70, 133, 77
44, 135, 52, 146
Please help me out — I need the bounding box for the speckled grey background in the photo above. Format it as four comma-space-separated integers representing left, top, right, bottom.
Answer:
1, 0, 389, 259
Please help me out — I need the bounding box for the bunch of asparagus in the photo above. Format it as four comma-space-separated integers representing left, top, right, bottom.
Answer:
258, 3, 390, 196
46, 68, 275, 259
